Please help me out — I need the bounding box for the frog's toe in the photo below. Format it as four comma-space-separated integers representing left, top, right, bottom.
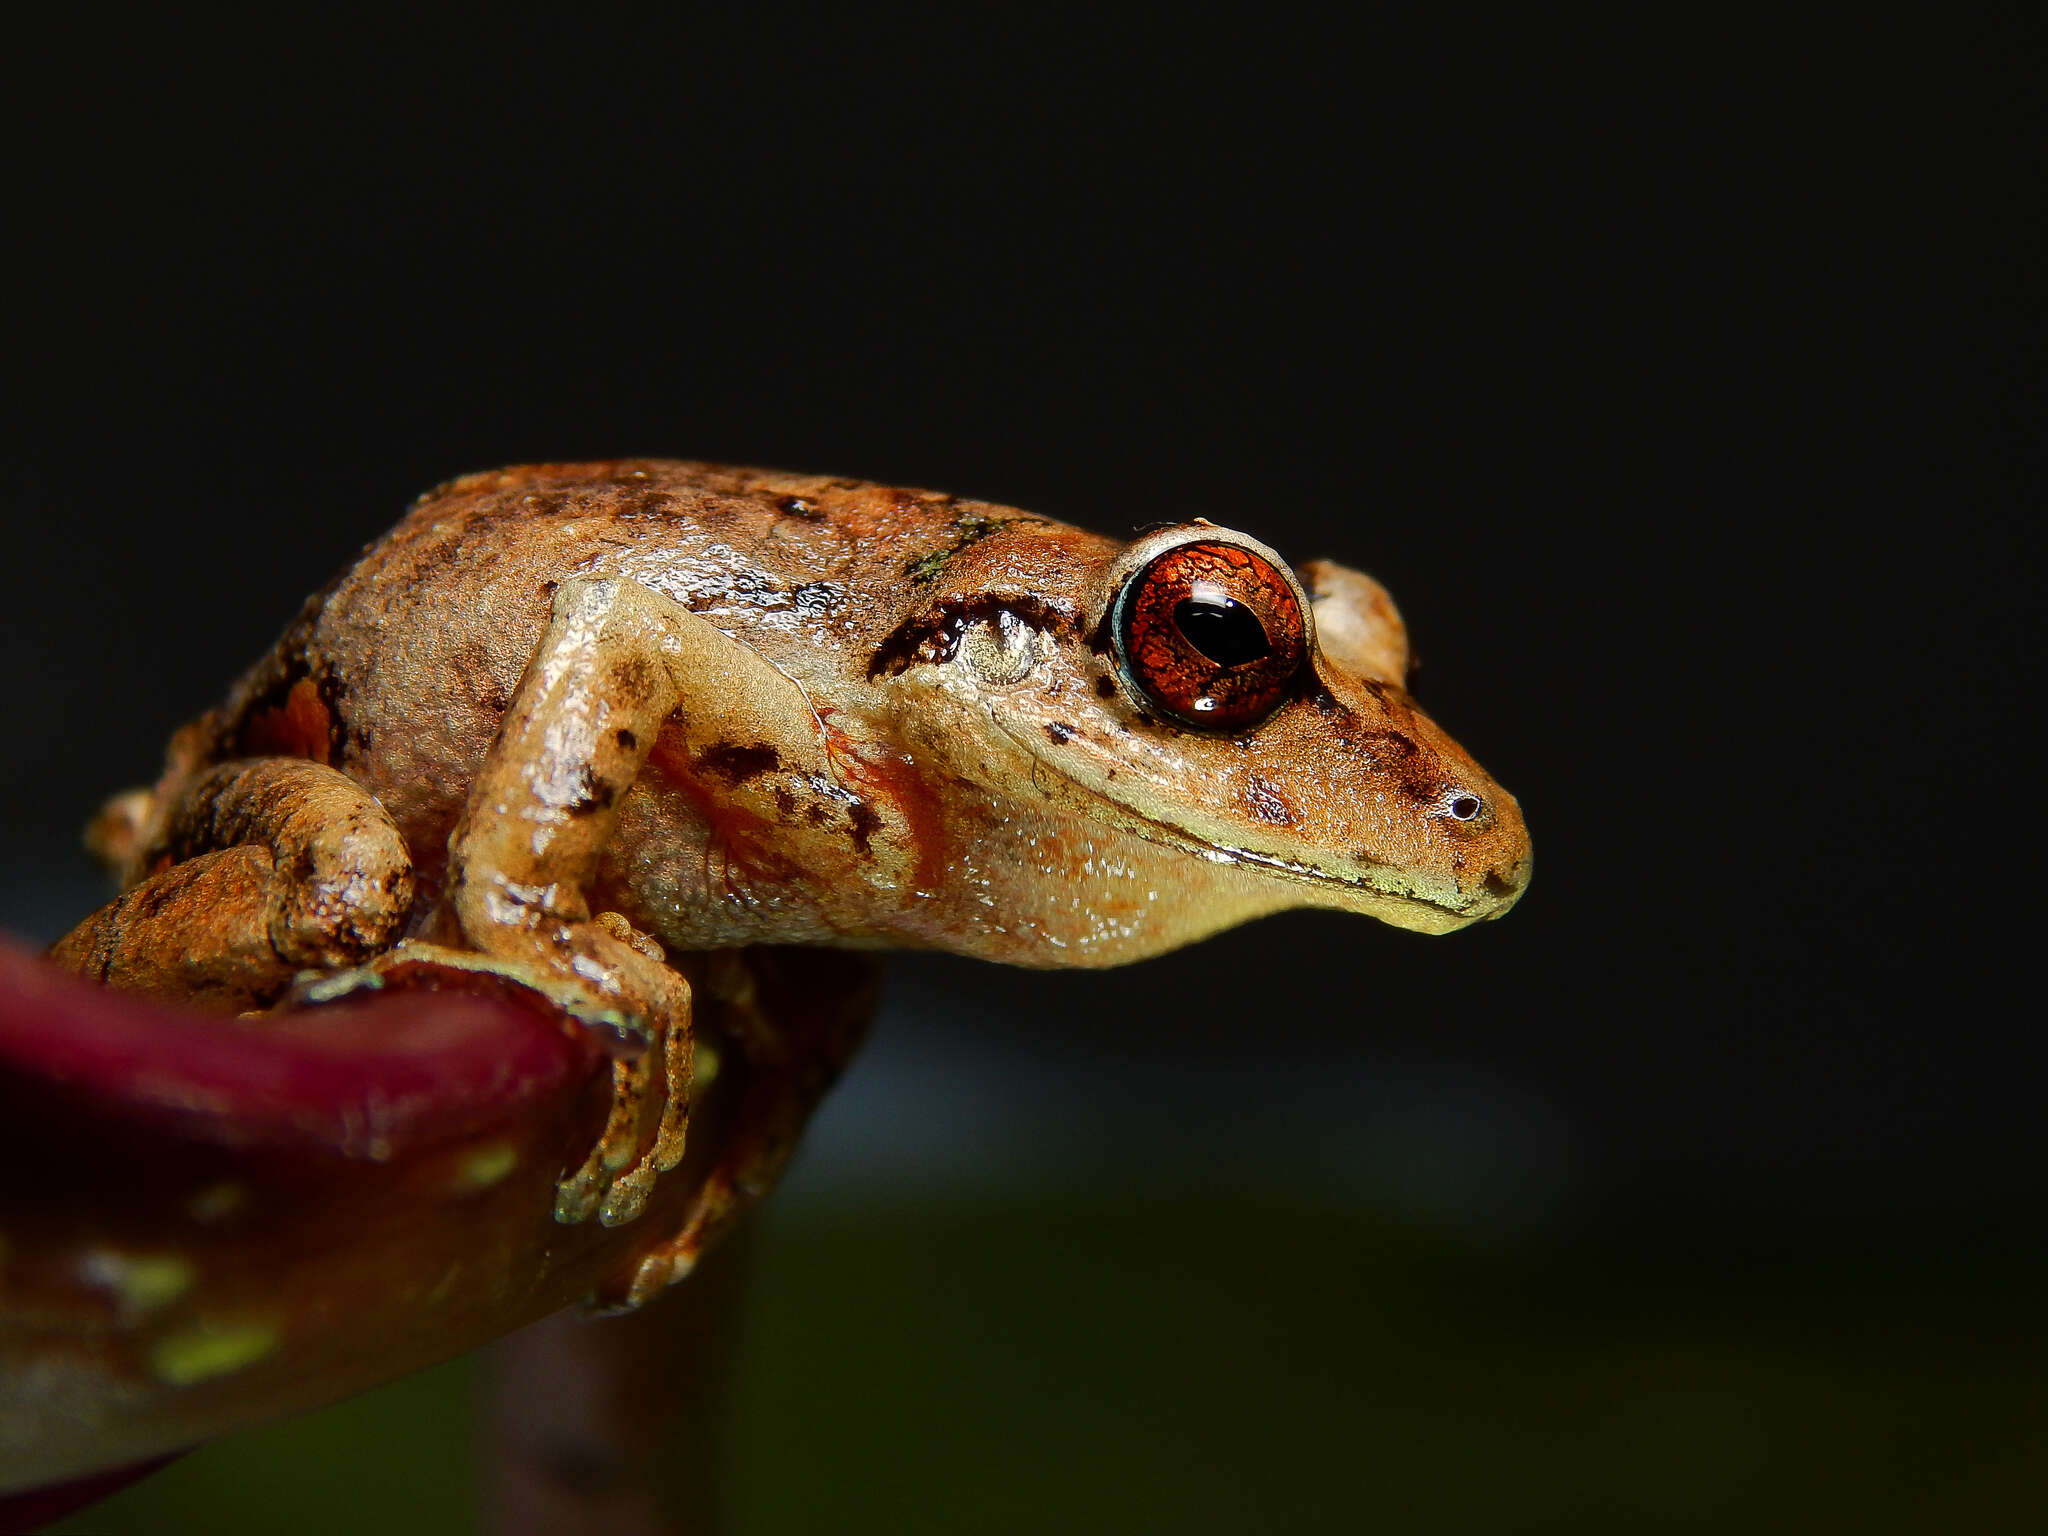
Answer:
554, 984, 692, 1230
554, 1168, 606, 1225
598, 1165, 658, 1227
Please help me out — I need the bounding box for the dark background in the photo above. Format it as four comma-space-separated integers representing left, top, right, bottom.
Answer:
11, 14, 2043, 1531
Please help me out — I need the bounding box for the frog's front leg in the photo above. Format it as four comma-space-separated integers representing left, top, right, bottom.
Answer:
602, 948, 877, 1311
401, 577, 784, 1230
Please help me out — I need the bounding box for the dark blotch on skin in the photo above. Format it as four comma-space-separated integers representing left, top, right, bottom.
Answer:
1354, 675, 1423, 730
1348, 728, 1442, 803
791, 582, 845, 617
616, 729, 637, 750
848, 801, 882, 856
1095, 676, 1118, 699
1243, 775, 1293, 826
1358, 730, 1419, 759
564, 766, 619, 816
612, 489, 681, 523
133, 874, 183, 923
1044, 722, 1076, 745
1306, 681, 1345, 715
868, 594, 1078, 678
613, 655, 663, 703
693, 742, 782, 785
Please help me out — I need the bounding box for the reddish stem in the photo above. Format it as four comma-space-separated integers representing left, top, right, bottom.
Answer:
477, 1232, 754, 1535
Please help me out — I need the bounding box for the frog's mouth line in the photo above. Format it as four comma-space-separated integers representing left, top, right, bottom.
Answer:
1118, 805, 1480, 920
991, 714, 1479, 921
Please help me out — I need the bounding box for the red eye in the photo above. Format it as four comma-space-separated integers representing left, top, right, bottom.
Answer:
1112, 538, 1308, 731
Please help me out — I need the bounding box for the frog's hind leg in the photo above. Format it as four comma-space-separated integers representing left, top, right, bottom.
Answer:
48, 759, 415, 1012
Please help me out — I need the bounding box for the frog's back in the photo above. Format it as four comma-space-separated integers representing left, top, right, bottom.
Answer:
154, 461, 1027, 892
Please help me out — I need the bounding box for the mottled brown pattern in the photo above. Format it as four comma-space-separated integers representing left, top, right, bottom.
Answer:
71, 458, 1529, 972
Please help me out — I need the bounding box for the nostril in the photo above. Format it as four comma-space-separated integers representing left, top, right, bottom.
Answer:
1483, 869, 1516, 899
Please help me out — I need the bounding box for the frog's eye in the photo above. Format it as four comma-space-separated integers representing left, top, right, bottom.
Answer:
1111, 535, 1309, 731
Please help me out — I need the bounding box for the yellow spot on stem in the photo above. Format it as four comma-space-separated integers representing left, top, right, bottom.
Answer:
149, 1321, 278, 1386
690, 1039, 721, 1100
458, 1141, 520, 1190
81, 1250, 196, 1315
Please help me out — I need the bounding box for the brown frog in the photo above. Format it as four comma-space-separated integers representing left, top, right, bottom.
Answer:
52, 461, 1530, 1306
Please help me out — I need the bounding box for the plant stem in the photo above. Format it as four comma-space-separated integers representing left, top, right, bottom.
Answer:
476, 1229, 754, 1535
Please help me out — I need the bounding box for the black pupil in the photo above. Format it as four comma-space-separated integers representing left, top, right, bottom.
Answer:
1174, 597, 1271, 668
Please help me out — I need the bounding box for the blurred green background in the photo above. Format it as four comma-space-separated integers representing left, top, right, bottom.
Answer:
55, 1189, 2048, 1534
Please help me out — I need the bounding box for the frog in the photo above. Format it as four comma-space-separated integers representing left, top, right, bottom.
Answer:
50, 460, 1530, 1307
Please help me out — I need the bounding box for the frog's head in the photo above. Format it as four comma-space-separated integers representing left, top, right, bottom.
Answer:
872, 517, 1530, 955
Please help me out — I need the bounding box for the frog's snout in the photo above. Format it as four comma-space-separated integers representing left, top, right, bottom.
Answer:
1454, 787, 1532, 922
1473, 845, 1532, 919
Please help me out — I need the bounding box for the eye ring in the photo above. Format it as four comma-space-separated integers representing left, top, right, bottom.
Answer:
1105, 525, 1313, 732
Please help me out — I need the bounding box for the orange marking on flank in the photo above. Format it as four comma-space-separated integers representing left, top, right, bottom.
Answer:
815, 708, 950, 894
242, 677, 333, 763
645, 720, 798, 895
